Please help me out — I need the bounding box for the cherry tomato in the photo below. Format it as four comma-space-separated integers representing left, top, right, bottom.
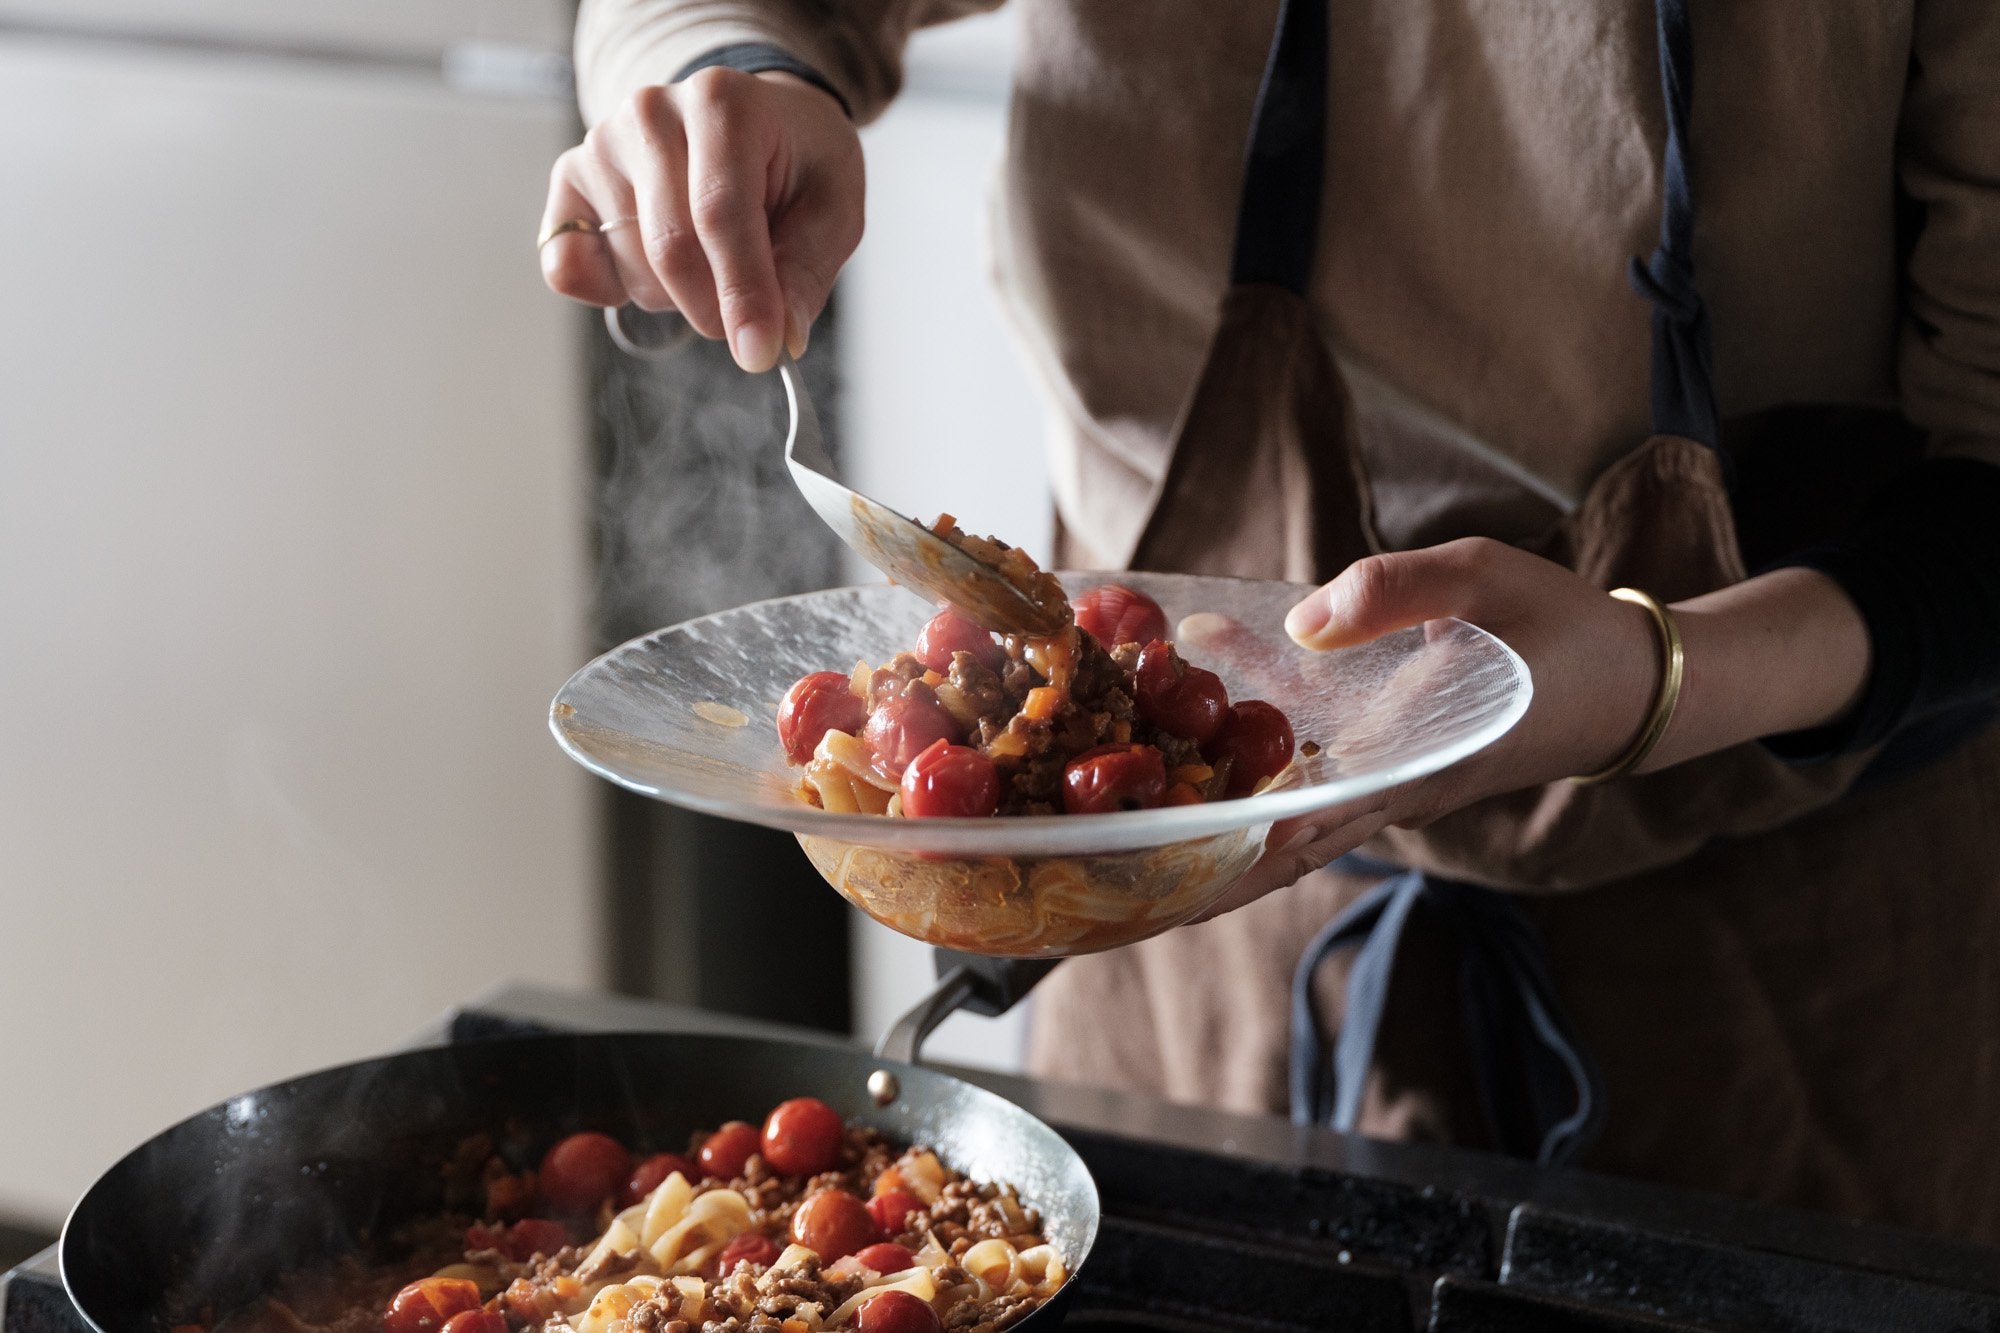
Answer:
464, 1217, 571, 1262
384, 1278, 482, 1333
714, 1232, 781, 1276
439, 1313, 507, 1333
1209, 699, 1295, 795
899, 739, 1000, 818
791, 1189, 880, 1260
914, 608, 1003, 673
1072, 584, 1168, 649
854, 1242, 918, 1275
779, 672, 868, 765
864, 687, 961, 775
1133, 640, 1229, 744
624, 1152, 699, 1206
1063, 743, 1167, 815
699, 1121, 763, 1180
762, 1097, 846, 1176
866, 1188, 925, 1235
537, 1132, 632, 1216
855, 1289, 945, 1333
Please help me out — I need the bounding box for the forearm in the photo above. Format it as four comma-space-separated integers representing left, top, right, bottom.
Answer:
1642, 568, 1871, 772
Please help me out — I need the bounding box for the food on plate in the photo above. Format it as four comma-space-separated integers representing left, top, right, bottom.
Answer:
779, 527, 1295, 817
200, 1098, 1065, 1333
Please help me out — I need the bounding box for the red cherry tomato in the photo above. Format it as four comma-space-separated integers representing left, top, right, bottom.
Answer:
854, 1242, 918, 1275
714, 1232, 782, 1277
866, 1188, 925, 1235
864, 687, 961, 775
914, 608, 1003, 673
440, 1313, 507, 1333
762, 1097, 847, 1176
855, 1289, 945, 1333
791, 1189, 881, 1260
699, 1121, 763, 1180
624, 1152, 699, 1206
1063, 743, 1167, 815
1132, 640, 1229, 745
384, 1278, 483, 1333
537, 1132, 632, 1216
779, 672, 868, 765
1072, 584, 1168, 649
899, 739, 1000, 818
1209, 699, 1296, 796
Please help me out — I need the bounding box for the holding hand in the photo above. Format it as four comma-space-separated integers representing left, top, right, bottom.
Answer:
540, 68, 864, 371
1202, 539, 1871, 918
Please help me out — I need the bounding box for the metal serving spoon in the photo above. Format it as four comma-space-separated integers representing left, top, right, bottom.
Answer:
607, 304, 1069, 636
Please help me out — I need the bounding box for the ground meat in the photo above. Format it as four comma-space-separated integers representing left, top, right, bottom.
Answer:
947, 655, 1009, 723
943, 1293, 1038, 1333
869, 654, 927, 705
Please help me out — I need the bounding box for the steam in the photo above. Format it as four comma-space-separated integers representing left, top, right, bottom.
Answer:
589, 327, 845, 646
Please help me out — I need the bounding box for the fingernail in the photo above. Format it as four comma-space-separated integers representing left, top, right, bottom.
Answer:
732, 321, 778, 372
1277, 824, 1322, 855
1285, 592, 1331, 647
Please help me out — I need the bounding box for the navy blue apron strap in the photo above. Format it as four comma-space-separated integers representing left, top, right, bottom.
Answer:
1629, 0, 1721, 451
1290, 857, 1607, 1166
1287, 869, 1423, 1126
1439, 881, 1607, 1164
1230, 0, 1328, 294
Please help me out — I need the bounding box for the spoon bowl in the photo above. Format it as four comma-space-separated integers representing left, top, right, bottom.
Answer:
777, 355, 1069, 637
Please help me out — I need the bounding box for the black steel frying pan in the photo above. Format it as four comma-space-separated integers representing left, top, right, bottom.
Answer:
61, 1015, 1096, 1333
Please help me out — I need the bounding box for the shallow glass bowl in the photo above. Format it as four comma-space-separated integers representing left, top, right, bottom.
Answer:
551, 572, 1530, 957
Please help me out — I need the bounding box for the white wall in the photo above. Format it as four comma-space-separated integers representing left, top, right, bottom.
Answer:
838, 11, 1051, 1071
0, 19, 599, 1225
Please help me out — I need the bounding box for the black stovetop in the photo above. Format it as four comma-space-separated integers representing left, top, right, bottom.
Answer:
11, 983, 2000, 1333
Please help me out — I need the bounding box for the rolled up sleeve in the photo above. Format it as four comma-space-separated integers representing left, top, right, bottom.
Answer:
575, 0, 1002, 127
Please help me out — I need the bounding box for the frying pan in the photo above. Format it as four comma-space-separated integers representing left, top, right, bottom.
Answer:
61, 998, 1095, 1332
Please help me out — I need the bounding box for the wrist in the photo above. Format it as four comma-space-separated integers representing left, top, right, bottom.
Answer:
1638, 567, 1871, 772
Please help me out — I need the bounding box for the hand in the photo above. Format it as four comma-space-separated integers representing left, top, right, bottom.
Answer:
540, 68, 864, 371
1195, 538, 1667, 919
1195, 540, 1873, 920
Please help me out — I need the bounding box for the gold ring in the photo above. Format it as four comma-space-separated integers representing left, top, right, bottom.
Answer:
536, 217, 598, 251
1570, 586, 1685, 785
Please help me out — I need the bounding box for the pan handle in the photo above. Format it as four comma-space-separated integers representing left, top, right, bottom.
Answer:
872, 951, 1059, 1065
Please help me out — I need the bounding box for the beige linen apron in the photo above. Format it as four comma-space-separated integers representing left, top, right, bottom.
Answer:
1030, 0, 2000, 1239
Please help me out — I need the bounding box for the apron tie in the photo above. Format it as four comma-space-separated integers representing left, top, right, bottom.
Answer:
1289, 856, 1607, 1166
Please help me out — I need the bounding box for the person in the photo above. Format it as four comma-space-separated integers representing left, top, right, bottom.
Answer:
539, 0, 2000, 1244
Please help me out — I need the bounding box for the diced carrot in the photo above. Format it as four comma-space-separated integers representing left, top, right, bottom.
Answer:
1164, 783, 1204, 806
1170, 763, 1214, 787
1023, 687, 1063, 723
784, 1320, 810, 1333
873, 1166, 907, 1196
920, 670, 944, 688
1111, 721, 1132, 743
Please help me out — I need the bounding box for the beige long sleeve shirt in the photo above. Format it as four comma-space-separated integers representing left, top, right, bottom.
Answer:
575, 0, 2000, 564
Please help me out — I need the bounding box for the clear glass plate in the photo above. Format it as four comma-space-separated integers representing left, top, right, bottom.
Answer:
550, 572, 1530, 857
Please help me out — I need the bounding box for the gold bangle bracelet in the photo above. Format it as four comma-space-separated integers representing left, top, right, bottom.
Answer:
1570, 586, 1685, 785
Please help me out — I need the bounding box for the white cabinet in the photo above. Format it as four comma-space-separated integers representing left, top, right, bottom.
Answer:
0, 14, 598, 1224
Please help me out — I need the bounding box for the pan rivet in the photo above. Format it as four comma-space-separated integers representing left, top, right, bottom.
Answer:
867, 1070, 900, 1106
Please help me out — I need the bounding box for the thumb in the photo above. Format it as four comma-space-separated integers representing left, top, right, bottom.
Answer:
1284, 538, 1507, 651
